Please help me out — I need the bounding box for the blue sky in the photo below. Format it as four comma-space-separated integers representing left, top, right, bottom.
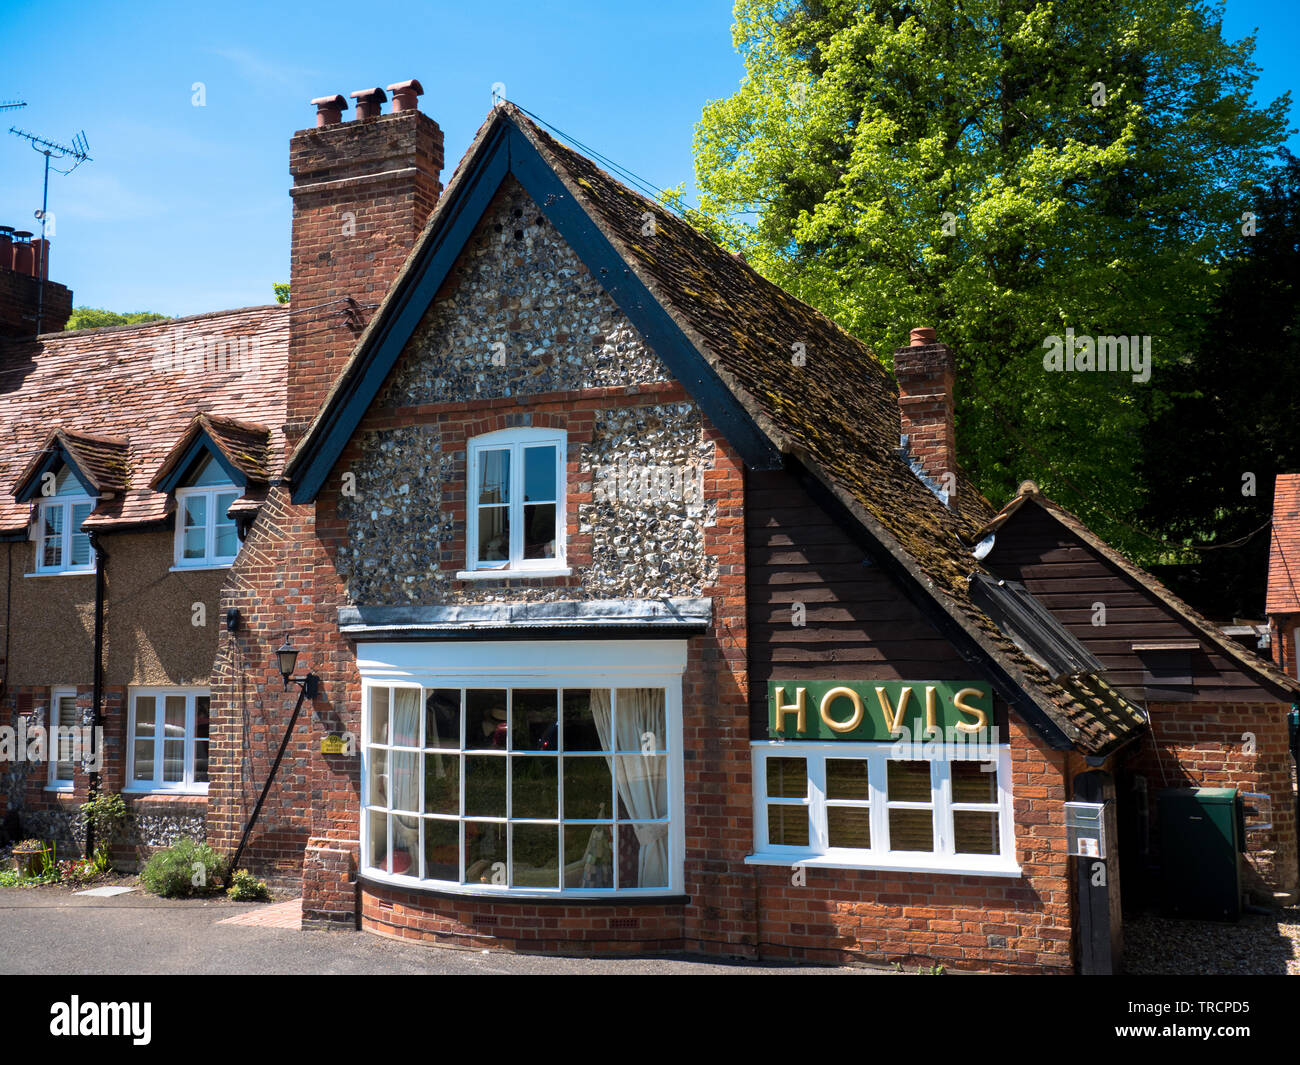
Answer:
0, 0, 1295, 319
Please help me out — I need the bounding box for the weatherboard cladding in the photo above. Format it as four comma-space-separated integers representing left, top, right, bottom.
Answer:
0, 305, 288, 532
983, 485, 1300, 701
285, 104, 1145, 756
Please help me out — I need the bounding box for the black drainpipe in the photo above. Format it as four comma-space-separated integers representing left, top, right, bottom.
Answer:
86, 530, 108, 860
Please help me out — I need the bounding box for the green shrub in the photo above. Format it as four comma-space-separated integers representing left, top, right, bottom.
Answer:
226, 868, 271, 901
80, 793, 129, 845
140, 839, 228, 898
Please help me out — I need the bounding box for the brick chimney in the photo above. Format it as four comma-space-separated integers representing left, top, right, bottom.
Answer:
286, 79, 443, 443
0, 226, 73, 337
894, 327, 957, 501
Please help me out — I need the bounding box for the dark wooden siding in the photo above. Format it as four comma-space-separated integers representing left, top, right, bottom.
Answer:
746, 469, 997, 738
984, 503, 1277, 702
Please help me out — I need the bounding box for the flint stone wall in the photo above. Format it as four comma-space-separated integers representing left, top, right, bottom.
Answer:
336, 177, 717, 606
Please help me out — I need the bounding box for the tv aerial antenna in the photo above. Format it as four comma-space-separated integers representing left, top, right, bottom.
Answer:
0, 99, 27, 111
7, 124, 92, 334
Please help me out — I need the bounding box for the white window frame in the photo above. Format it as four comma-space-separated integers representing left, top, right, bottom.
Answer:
173, 484, 240, 569
34, 496, 95, 575
124, 687, 210, 794
462, 428, 568, 577
47, 687, 78, 790
358, 639, 685, 899
746, 741, 1021, 877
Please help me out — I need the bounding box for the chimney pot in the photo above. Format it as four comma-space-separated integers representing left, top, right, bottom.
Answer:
11, 231, 34, 276
311, 94, 348, 128
350, 87, 387, 120
909, 326, 938, 347
386, 79, 424, 113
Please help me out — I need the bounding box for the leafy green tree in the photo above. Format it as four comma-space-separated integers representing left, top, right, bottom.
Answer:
273, 282, 290, 304
683, 0, 1292, 555
65, 307, 168, 331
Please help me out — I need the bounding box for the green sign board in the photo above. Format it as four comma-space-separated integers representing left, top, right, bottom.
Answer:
767, 680, 994, 741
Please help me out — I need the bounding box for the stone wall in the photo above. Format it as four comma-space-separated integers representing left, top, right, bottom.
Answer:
382, 176, 669, 407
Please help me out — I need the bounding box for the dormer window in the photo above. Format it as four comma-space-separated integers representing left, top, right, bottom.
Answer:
174, 455, 239, 569
465, 428, 567, 574
35, 466, 94, 575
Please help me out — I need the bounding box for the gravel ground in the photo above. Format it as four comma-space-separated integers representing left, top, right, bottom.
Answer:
1124, 906, 1300, 975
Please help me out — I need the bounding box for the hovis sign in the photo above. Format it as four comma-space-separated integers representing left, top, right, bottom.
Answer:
768, 681, 993, 741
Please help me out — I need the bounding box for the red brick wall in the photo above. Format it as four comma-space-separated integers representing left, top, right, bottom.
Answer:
0, 265, 72, 338
285, 109, 442, 444
1122, 700, 1298, 896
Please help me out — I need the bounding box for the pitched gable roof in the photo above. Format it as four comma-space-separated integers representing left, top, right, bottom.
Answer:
982, 481, 1300, 698
1267, 473, 1300, 615
285, 104, 1148, 756
151, 412, 273, 493
0, 304, 288, 533
13, 427, 131, 501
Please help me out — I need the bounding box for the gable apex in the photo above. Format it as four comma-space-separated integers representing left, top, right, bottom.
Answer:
285, 106, 783, 504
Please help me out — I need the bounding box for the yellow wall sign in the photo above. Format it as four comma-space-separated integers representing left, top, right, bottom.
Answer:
768, 681, 993, 740
320, 734, 349, 755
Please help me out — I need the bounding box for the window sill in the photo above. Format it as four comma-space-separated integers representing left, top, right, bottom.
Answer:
169, 563, 233, 573
455, 567, 572, 581
25, 569, 94, 578
44, 785, 75, 793
121, 788, 209, 798
744, 852, 1023, 878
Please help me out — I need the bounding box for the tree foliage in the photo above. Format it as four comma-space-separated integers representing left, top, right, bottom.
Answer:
685, 0, 1292, 557
65, 307, 168, 331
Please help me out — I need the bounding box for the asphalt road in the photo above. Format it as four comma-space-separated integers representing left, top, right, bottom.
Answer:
0, 886, 882, 975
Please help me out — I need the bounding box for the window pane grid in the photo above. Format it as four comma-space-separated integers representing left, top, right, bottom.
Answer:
755, 745, 1010, 866
366, 683, 669, 893
128, 690, 207, 791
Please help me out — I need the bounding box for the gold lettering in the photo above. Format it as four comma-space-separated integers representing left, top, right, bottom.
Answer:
875, 685, 914, 733
953, 687, 989, 733
819, 686, 864, 733
925, 685, 938, 735
773, 686, 807, 734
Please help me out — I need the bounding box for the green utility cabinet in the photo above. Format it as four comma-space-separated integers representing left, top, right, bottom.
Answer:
1157, 787, 1245, 921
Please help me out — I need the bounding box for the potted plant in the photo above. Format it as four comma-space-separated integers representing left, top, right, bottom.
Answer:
10, 839, 52, 877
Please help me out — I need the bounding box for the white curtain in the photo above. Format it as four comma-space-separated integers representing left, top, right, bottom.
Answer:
391, 688, 421, 864
590, 688, 669, 888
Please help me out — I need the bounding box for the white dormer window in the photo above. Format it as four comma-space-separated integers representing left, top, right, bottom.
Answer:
465, 428, 567, 574
173, 455, 240, 569
35, 467, 94, 575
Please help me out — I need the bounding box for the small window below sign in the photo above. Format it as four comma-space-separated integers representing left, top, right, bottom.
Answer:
748, 741, 1018, 876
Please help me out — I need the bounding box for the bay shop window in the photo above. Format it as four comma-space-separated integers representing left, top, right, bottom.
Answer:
359, 641, 685, 898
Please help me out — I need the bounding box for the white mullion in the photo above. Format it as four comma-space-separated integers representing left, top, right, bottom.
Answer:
505, 687, 513, 887
934, 760, 952, 857
809, 752, 827, 853
512, 444, 522, 569
458, 688, 467, 885
60, 501, 71, 567
556, 688, 566, 888
184, 693, 194, 789
418, 686, 426, 881
153, 694, 164, 788
871, 750, 889, 853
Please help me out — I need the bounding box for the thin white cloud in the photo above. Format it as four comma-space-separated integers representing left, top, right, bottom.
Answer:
209, 47, 319, 91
